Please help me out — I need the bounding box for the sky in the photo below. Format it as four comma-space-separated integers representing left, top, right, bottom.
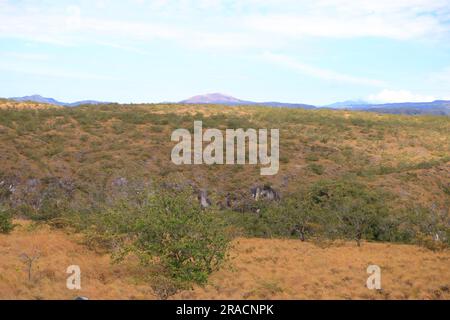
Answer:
1, 0, 450, 105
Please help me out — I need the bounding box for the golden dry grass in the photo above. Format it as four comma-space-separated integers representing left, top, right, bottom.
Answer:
178, 238, 450, 300
0, 100, 61, 110
1, 220, 449, 300
0, 221, 155, 300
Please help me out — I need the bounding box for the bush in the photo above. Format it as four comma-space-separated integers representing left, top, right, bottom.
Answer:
60, 186, 231, 298
278, 196, 324, 241
401, 206, 450, 250
303, 180, 393, 246
222, 181, 396, 246
221, 200, 279, 238
230, 197, 324, 241
129, 189, 230, 285
87, 188, 232, 297
26, 197, 70, 222
308, 163, 325, 175
0, 206, 15, 234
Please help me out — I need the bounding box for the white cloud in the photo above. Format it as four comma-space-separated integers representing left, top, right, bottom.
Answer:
245, 13, 444, 40
0, 4, 262, 50
368, 89, 436, 103
244, 0, 450, 40
262, 52, 385, 87
0, 0, 449, 51
0, 62, 119, 81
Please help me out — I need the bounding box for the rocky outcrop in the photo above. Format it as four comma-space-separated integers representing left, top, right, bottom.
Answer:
198, 189, 212, 209
251, 185, 280, 201
220, 186, 281, 213
0, 176, 76, 209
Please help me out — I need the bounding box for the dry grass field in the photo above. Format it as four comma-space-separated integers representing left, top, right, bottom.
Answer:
0, 221, 449, 300
0, 100, 61, 110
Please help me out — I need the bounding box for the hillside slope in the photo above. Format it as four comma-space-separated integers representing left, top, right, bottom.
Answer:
0, 99, 61, 110
0, 103, 448, 210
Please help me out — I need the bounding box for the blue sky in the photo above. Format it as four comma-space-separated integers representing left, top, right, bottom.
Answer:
1, 0, 450, 105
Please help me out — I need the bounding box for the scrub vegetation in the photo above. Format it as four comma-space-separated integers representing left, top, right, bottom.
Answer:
0, 100, 449, 299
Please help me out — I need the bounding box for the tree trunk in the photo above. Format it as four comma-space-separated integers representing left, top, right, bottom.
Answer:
299, 226, 306, 242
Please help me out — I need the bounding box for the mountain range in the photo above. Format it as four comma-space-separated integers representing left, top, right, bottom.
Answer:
349, 100, 450, 116
10, 95, 109, 107
7, 93, 450, 116
180, 93, 316, 109
322, 100, 370, 109
180, 93, 449, 115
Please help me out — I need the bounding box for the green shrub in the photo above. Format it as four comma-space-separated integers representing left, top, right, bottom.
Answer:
401, 206, 450, 249
0, 206, 15, 234
79, 188, 233, 297
222, 181, 398, 246
277, 196, 325, 241
308, 163, 325, 175
303, 180, 394, 246
126, 189, 230, 286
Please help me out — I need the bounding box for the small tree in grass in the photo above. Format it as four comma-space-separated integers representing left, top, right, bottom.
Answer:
276, 196, 319, 241
0, 205, 15, 234
115, 188, 231, 299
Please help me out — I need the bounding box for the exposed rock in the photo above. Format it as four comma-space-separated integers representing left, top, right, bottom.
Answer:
251, 185, 280, 201
0, 176, 20, 202
198, 189, 212, 209
2, 176, 76, 209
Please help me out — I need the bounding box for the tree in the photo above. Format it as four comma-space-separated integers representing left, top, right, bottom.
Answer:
116, 188, 231, 298
306, 181, 391, 246
279, 196, 319, 241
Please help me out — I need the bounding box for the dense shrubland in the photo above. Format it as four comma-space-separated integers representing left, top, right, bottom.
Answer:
222, 180, 450, 248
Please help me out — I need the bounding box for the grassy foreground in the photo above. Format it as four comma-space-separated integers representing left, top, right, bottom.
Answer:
1, 221, 449, 300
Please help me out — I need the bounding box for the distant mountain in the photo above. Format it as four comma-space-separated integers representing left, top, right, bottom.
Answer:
8, 94, 449, 116
180, 93, 249, 104
11, 95, 63, 105
324, 100, 370, 109
180, 93, 316, 109
10, 95, 109, 107
68, 100, 110, 107
256, 101, 316, 109
349, 100, 450, 116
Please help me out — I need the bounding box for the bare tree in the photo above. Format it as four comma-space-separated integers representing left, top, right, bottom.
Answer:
20, 250, 41, 282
